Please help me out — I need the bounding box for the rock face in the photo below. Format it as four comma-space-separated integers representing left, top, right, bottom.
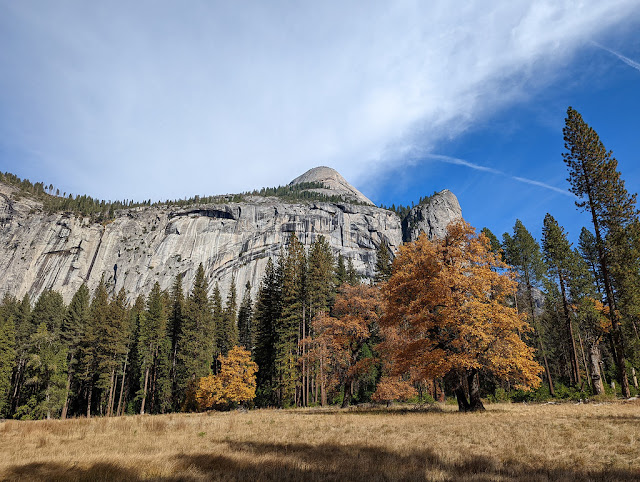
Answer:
0, 168, 461, 303
402, 189, 463, 242
290, 166, 374, 206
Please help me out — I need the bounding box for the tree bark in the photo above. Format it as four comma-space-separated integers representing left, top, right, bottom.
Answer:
558, 273, 580, 385
588, 343, 605, 395
140, 367, 150, 415
467, 369, 485, 411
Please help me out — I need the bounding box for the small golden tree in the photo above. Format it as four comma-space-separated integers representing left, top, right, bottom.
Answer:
195, 346, 257, 410
380, 221, 542, 411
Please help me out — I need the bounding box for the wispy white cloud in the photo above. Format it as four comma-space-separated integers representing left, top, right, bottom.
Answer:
0, 1, 638, 200
425, 154, 575, 197
593, 42, 640, 73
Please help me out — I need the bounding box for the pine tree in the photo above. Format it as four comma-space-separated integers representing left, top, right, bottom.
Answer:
237, 282, 253, 350
138, 282, 170, 414
211, 282, 224, 372
17, 289, 67, 419
275, 234, 306, 407
176, 264, 215, 409
0, 294, 17, 416
9, 294, 34, 415
335, 254, 347, 286
542, 214, 581, 386
503, 220, 555, 396
221, 276, 239, 356
253, 258, 281, 406
168, 273, 184, 408
80, 277, 109, 417
60, 284, 90, 418
374, 239, 393, 283
563, 106, 638, 397
481, 227, 502, 257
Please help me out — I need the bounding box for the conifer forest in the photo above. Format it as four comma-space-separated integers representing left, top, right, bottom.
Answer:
1, 107, 640, 423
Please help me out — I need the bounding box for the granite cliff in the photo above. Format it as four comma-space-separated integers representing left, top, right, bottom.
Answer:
0, 167, 462, 303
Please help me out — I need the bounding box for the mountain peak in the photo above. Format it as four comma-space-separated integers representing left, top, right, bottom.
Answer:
290, 166, 374, 205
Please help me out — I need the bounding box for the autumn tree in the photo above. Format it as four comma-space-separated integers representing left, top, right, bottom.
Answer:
563, 106, 638, 397
195, 346, 257, 410
309, 284, 382, 407
381, 221, 542, 412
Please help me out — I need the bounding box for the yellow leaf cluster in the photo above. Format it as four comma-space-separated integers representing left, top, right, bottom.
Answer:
195, 346, 258, 411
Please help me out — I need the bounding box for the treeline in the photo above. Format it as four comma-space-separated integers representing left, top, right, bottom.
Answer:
479, 107, 640, 401
0, 172, 369, 225
380, 192, 436, 218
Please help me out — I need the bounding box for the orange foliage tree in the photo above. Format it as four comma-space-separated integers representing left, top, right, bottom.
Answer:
305, 284, 383, 407
380, 221, 542, 411
195, 346, 258, 410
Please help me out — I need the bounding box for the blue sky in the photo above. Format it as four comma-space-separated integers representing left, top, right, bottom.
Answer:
1, 1, 639, 245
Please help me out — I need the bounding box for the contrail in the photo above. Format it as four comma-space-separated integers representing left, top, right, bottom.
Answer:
425, 154, 575, 197
592, 42, 640, 73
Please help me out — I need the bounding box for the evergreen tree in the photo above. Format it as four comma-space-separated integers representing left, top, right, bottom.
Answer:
563, 106, 638, 397
503, 220, 555, 396
542, 214, 581, 386
237, 282, 253, 350
0, 294, 17, 416
346, 257, 359, 286
374, 239, 393, 283
60, 284, 90, 418
168, 274, 185, 409
138, 282, 170, 414
221, 276, 239, 356
176, 264, 215, 408
275, 234, 306, 407
253, 258, 281, 406
80, 277, 109, 417
211, 282, 224, 371
17, 290, 67, 419
481, 227, 502, 257
307, 236, 336, 319
9, 294, 34, 414
335, 254, 347, 286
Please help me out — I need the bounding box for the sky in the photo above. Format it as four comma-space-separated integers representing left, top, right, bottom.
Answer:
1, 1, 639, 245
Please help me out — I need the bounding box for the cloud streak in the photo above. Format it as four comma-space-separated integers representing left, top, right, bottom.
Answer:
427, 154, 574, 197
0, 1, 638, 200
593, 42, 640, 73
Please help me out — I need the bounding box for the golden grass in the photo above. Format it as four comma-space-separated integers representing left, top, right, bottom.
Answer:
1, 400, 639, 481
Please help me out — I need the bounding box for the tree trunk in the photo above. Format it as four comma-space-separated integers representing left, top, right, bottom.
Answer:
454, 384, 471, 412
588, 343, 605, 395
467, 369, 485, 411
106, 368, 115, 417
341, 380, 352, 408
116, 356, 128, 417
577, 327, 591, 390
632, 367, 639, 391
61, 369, 73, 419
140, 367, 150, 415
86, 381, 93, 418
583, 167, 630, 397
525, 281, 555, 397
558, 274, 580, 385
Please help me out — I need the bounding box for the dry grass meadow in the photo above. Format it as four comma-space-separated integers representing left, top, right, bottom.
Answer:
1, 401, 639, 481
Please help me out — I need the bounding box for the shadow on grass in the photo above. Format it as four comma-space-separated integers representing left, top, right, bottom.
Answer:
5, 442, 639, 481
